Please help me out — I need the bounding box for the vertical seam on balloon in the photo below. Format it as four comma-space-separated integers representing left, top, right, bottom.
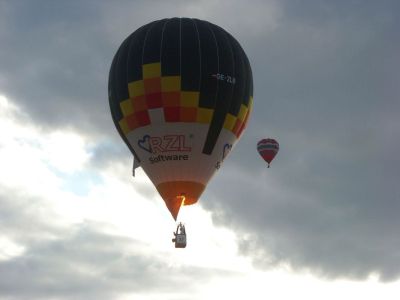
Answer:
192, 19, 202, 92
225, 30, 235, 128
229, 36, 243, 118
126, 33, 136, 78
239, 39, 248, 112
179, 18, 182, 81
207, 22, 219, 110
159, 19, 169, 140
159, 19, 168, 66
200, 22, 220, 155
245, 50, 253, 100
191, 19, 208, 185
141, 22, 155, 69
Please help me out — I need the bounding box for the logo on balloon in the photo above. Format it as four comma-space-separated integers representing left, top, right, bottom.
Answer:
215, 143, 233, 170
222, 143, 232, 160
138, 134, 152, 153
138, 134, 192, 164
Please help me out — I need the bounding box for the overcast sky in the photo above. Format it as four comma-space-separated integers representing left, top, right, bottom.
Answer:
1, 0, 400, 299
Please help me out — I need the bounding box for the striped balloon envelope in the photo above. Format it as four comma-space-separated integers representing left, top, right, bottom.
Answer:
257, 138, 279, 167
108, 18, 253, 220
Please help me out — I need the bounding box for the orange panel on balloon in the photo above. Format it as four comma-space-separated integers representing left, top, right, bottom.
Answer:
156, 181, 205, 220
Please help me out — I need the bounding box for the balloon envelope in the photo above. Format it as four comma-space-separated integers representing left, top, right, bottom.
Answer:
257, 138, 279, 167
108, 18, 253, 220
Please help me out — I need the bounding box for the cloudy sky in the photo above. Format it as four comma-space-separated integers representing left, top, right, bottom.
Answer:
1, 0, 399, 299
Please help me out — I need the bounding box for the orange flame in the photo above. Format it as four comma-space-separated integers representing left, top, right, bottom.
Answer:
178, 194, 186, 207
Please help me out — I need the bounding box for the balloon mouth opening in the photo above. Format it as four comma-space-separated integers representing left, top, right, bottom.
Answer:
156, 181, 205, 220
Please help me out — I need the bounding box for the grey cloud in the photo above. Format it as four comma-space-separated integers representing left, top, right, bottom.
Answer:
0, 1, 114, 136
0, 227, 201, 300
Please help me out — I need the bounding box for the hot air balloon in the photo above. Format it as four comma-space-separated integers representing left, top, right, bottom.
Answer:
257, 138, 279, 167
108, 18, 253, 222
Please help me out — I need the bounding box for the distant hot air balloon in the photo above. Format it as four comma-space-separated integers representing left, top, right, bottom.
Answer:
257, 138, 279, 167
108, 18, 253, 221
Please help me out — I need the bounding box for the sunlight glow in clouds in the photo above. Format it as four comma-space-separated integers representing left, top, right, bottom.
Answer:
0, 94, 90, 195
0, 236, 25, 260
0, 93, 251, 271
44, 131, 91, 174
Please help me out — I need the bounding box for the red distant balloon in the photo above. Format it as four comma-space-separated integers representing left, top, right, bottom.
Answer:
257, 138, 279, 167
